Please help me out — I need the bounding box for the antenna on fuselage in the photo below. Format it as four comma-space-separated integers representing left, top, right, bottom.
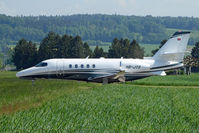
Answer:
86, 56, 89, 59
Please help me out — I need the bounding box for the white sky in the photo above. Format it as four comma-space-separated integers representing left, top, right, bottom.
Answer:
0, 0, 199, 17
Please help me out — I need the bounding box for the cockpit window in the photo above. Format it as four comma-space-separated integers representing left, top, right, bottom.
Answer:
35, 62, 48, 67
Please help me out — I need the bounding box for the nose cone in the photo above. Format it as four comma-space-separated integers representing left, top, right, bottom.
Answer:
16, 67, 35, 78
16, 69, 28, 78
16, 71, 23, 77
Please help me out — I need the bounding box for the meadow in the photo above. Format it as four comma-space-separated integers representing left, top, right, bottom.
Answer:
0, 71, 199, 132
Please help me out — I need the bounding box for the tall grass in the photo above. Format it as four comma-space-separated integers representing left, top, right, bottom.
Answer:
0, 71, 99, 114
0, 71, 199, 132
129, 73, 199, 86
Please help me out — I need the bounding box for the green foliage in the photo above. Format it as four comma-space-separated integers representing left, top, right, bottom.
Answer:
56, 34, 72, 58
90, 45, 110, 53
38, 33, 93, 61
1, 72, 199, 132
12, 32, 146, 69
1, 14, 199, 45
191, 42, 199, 59
0, 58, 2, 70
38, 32, 60, 61
12, 39, 37, 70
0, 44, 12, 66
108, 38, 144, 58
91, 44, 160, 57
93, 45, 105, 58
151, 39, 167, 55
69, 36, 85, 58
129, 40, 144, 58
83, 43, 93, 57
190, 42, 199, 72
0, 48, 4, 70
108, 38, 122, 58
86, 40, 111, 46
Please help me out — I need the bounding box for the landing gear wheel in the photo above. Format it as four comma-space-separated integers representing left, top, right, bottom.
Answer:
102, 78, 108, 85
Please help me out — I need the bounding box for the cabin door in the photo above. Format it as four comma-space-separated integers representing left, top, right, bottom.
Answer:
56, 61, 64, 78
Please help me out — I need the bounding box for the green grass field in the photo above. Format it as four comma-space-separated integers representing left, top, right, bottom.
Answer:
0, 71, 199, 132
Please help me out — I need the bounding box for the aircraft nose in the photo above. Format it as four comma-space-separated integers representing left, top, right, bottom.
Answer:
16, 71, 25, 78
16, 67, 35, 78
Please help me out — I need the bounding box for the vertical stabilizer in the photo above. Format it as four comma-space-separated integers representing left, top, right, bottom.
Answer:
153, 31, 190, 66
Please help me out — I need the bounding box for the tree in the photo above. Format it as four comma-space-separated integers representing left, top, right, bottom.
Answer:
108, 38, 121, 58
68, 36, 84, 58
184, 56, 198, 75
0, 52, 3, 70
93, 45, 105, 58
0, 58, 3, 71
128, 40, 144, 58
39, 33, 92, 58
57, 34, 72, 58
108, 38, 144, 58
83, 42, 92, 57
12, 39, 37, 70
191, 41, 199, 72
38, 32, 60, 61
108, 38, 131, 58
2, 15, 199, 45
191, 42, 199, 59
151, 39, 167, 55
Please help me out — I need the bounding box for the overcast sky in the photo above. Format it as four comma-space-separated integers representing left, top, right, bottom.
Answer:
0, 0, 199, 17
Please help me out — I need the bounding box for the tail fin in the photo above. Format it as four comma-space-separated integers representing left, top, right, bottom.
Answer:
153, 31, 190, 66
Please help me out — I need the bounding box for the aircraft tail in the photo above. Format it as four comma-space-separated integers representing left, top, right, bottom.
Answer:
152, 31, 190, 69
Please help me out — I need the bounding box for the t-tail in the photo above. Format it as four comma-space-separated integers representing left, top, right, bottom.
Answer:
151, 31, 190, 71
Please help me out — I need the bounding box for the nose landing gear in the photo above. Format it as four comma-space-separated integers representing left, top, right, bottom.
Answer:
32, 79, 35, 86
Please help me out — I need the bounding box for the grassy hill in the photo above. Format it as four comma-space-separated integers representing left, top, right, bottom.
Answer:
1, 71, 199, 132
1, 14, 199, 46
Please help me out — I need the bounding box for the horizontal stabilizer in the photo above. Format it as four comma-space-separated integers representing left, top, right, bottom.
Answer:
151, 71, 166, 76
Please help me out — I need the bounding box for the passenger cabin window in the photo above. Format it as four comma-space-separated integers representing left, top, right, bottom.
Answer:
81, 64, 84, 68
75, 64, 78, 68
69, 64, 72, 68
86, 64, 90, 68
92, 64, 96, 68
35, 62, 48, 67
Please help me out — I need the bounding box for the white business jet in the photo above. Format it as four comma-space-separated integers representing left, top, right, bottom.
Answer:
16, 31, 190, 83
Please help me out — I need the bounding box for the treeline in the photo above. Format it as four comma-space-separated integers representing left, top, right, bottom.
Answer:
184, 42, 199, 74
12, 32, 144, 70
1, 14, 199, 45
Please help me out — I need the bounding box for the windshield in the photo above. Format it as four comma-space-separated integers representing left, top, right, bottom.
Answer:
35, 62, 48, 67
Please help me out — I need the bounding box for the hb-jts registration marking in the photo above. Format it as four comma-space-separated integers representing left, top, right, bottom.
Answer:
126, 65, 141, 69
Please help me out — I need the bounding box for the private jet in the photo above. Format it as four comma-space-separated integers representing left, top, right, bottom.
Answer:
16, 31, 190, 83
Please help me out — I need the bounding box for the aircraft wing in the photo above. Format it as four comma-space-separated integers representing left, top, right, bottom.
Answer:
88, 71, 126, 83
